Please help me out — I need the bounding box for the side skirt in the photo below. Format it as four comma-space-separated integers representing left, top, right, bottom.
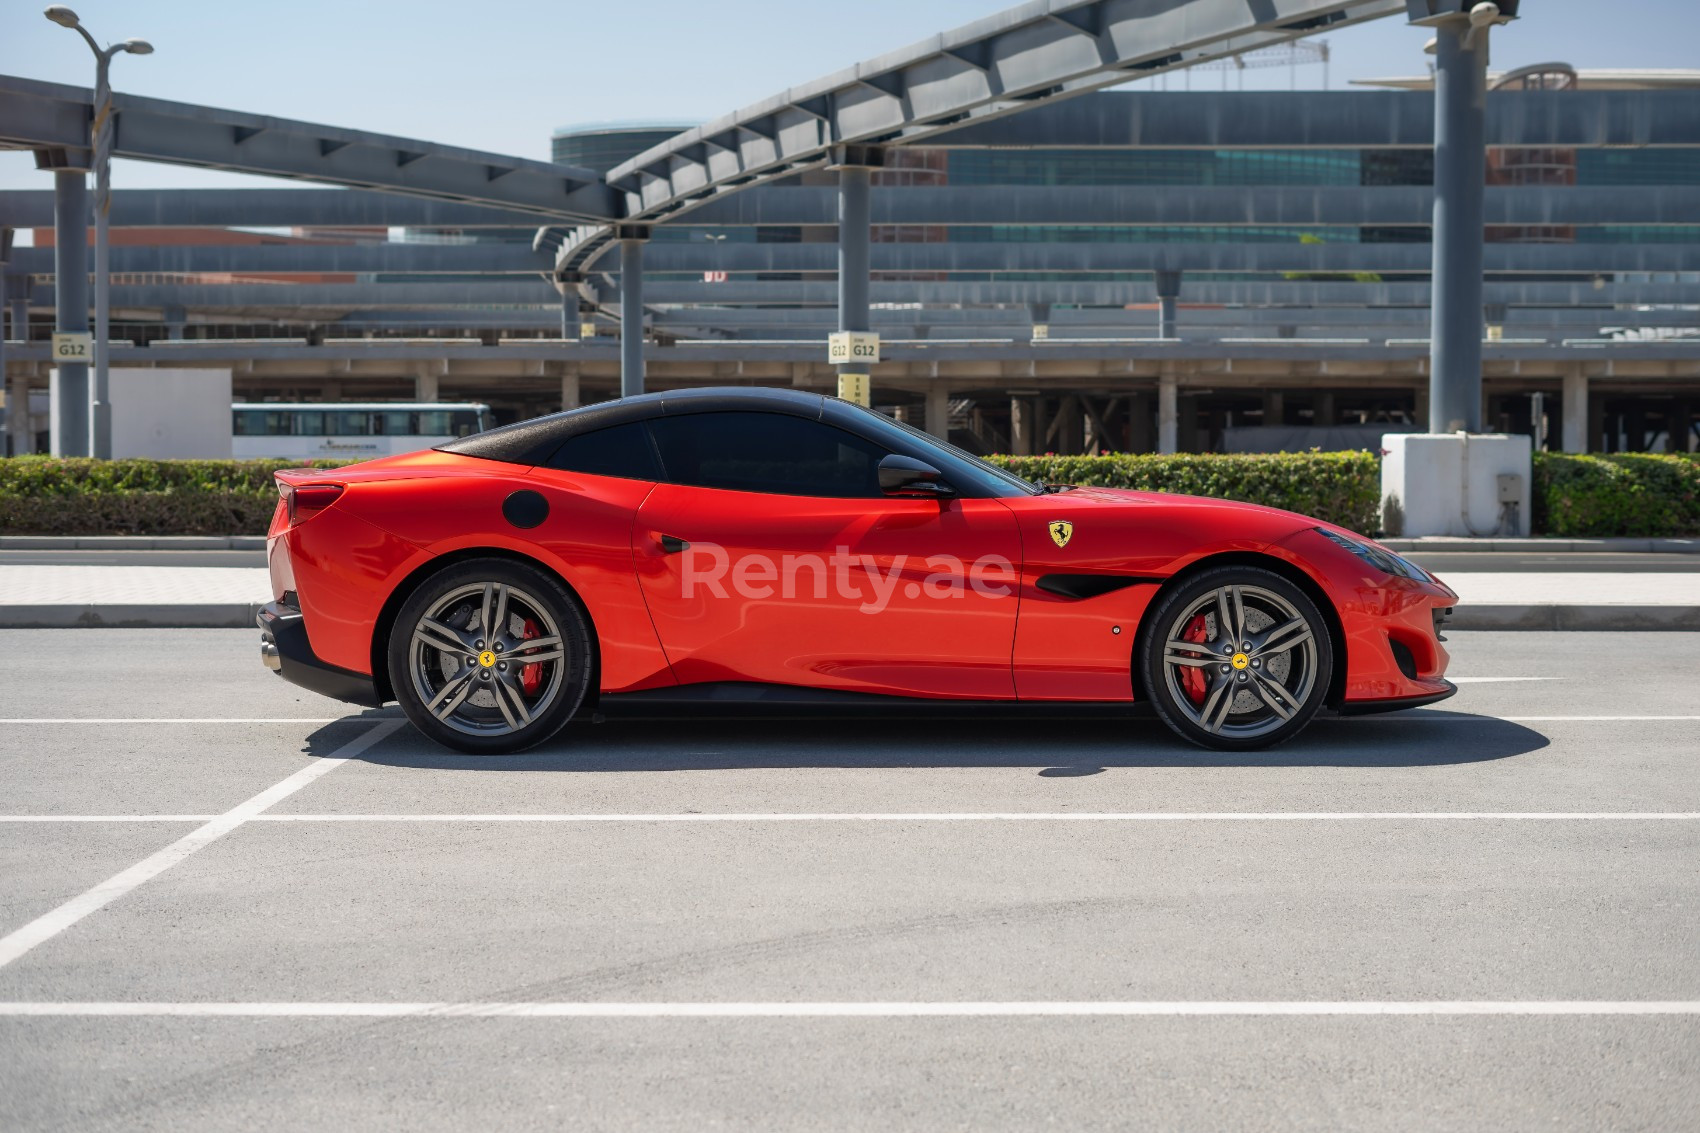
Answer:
596, 681, 1150, 720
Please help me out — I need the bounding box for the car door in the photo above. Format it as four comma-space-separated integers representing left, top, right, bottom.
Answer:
632, 409, 1022, 699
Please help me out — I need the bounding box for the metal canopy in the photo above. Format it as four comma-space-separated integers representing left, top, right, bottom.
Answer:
10, 182, 1696, 232
11, 243, 553, 276
552, 0, 1406, 273
676, 184, 1700, 229
929, 89, 1700, 148
0, 187, 553, 229
23, 279, 1689, 312
0, 74, 617, 221
587, 240, 1700, 276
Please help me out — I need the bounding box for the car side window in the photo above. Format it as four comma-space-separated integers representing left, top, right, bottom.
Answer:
544, 422, 663, 481
647, 411, 888, 498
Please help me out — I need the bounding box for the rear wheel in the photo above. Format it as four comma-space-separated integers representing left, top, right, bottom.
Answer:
1140, 565, 1332, 751
388, 558, 593, 754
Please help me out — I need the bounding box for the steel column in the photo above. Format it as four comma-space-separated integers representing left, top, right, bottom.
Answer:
1428, 18, 1490, 433
619, 237, 645, 397
91, 52, 114, 458
837, 164, 872, 406
52, 170, 90, 457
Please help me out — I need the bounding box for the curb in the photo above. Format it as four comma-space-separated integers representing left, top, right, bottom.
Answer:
0, 604, 265, 629
1445, 605, 1700, 631
1384, 537, 1700, 554
0, 536, 268, 551
2, 603, 1696, 631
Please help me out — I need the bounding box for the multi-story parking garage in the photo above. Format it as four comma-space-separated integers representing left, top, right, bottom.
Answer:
2, 2, 1698, 457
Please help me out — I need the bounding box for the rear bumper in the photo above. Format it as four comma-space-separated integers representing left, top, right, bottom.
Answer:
257, 600, 383, 707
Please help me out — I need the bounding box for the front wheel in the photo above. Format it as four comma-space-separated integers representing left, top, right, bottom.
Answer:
388, 558, 593, 754
1140, 565, 1332, 751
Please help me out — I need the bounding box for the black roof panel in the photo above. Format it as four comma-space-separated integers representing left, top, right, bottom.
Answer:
439, 387, 828, 466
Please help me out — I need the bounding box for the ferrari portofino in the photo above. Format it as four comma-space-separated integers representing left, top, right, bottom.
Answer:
258, 387, 1456, 753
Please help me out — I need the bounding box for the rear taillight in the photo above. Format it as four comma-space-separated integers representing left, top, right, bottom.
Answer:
278, 481, 344, 525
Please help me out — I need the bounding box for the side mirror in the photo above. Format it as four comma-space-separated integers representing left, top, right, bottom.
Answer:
878, 454, 954, 497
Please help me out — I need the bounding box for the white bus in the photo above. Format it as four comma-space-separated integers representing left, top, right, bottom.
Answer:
232, 402, 492, 460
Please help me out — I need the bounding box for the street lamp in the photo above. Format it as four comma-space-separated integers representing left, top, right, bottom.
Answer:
44, 5, 152, 460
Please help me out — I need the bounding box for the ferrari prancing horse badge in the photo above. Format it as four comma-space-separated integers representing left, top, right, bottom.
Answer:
1048, 520, 1073, 548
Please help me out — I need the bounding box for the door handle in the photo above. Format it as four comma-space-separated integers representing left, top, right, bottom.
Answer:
659, 534, 690, 554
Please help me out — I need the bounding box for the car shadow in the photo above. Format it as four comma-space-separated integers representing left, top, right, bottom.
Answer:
313, 706, 1550, 774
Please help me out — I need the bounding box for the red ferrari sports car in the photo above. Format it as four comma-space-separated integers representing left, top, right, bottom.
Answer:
259, 387, 1456, 753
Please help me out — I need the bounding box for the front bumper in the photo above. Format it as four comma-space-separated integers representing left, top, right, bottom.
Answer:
257, 599, 383, 707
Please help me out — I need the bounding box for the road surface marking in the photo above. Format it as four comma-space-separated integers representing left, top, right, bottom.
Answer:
0, 718, 341, 724
0, 720, 400, 971
5, 812, 1697, 824
1, 1001, 1697, 1018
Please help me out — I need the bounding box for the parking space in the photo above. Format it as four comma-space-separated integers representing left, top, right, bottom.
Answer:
1, 628, 1697, 1129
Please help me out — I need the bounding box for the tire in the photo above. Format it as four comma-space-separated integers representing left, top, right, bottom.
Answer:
1139, 564, 1333, 752
387, 557, 594, 754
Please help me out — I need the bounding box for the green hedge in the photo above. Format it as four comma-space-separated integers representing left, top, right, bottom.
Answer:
989, 452, 1381, 534
0, 457, 351, 536
1532, 453, 1700, 537
3, 452, 1696, 538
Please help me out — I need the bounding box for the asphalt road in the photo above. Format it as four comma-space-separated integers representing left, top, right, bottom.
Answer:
1, 629, 1697, 1131
3, 548, 1700, 573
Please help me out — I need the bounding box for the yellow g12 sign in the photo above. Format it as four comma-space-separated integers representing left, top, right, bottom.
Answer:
827, 331, 880, 365
52, 332, 93, 362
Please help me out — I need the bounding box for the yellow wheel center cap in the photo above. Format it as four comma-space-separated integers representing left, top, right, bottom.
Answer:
1231, 653, 1250, 670
478, 650, 497, 668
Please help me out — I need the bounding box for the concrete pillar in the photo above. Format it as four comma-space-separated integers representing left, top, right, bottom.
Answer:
1562, 367, 1588, 453
1158, 373, 1178, 454
1054, 394, 1084, 454
414, 371, 440, 402
836, 161, 872, 406
9, 296, 27, 344
1033, 396, 1050, 455
619, 233, 647, 398
1009, 397, 1034, 455
1155, 271, 1182, 340
1427, 15, 1491, 433
560, 292, 576, 341
6, 374, 31, 456
1028, 302, 1051, 341
1413, 386, 1429, 428
1126, 392, 1153, 453
560, 371, 581, 412
1315, 393, 1336, 427
1262, 390, 1285, 426
52, 170, 90, 457
163, 304, 186, 340
924, 384, 949, 441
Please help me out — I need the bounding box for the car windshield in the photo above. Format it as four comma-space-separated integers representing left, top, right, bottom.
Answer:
836, 400, 1042, 497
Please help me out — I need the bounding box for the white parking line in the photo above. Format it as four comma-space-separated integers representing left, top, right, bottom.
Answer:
1447, 677, 1561, 683
0, 718, 341, 724
2, 812, 1698, 823
1, 1000, 1696, 1018
0, 720, 401, 971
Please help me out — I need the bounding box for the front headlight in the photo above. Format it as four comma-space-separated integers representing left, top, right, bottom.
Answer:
1314, 528, 1430, 581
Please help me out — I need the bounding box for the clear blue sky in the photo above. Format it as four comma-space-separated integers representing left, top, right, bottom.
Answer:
2, 0, 1695, 195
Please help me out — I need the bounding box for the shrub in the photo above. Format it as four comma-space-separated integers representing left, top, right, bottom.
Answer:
0, 457, 351, 536
988, 452, 1382, 534
1532, 453, 1700, 537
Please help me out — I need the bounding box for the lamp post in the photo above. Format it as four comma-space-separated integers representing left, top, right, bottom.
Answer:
44, 5, 151, 460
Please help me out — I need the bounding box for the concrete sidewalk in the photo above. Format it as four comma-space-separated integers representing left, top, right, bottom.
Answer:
2, 563, 1698, 630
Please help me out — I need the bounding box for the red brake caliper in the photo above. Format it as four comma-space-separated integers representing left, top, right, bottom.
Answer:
519, 618, 543, 695
1180, 613, 1210, 705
